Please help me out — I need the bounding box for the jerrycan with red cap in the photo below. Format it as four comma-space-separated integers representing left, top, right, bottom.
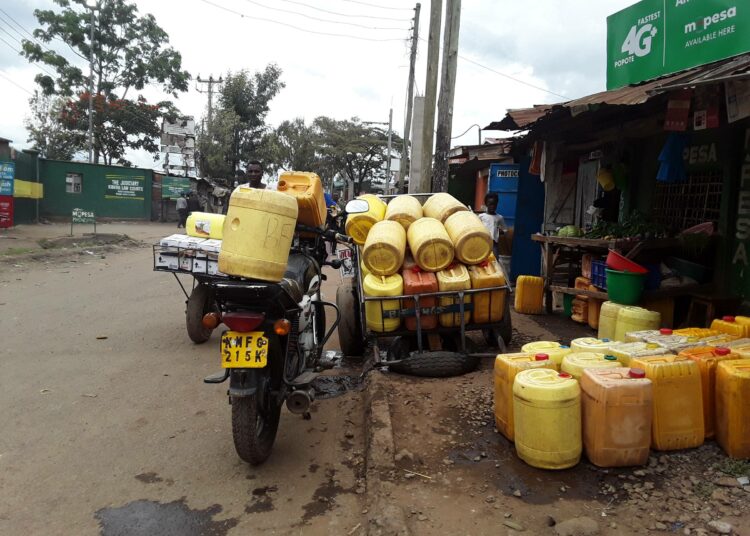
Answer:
679, 346, 741, 438
493, 353, 556, 442
580, 367, 653, 467
710, 316, 748, 338
402, 266, 438, 331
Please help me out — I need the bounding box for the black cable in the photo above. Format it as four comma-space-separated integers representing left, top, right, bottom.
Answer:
275, 0, 408, 21
0, 70, 33, 94
340, 0, 413, 11
239, 0, 408, 30
198, 0, 407, 42
0, 34, 58, 78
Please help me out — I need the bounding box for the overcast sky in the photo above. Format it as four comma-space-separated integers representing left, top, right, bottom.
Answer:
0, 0, 635, 169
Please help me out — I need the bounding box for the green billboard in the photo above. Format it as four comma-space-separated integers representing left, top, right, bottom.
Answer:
607, 0, 750, 90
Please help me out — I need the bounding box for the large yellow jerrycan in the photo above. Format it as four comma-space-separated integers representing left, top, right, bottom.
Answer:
363, 273, 403, 333
186, 212, 226, 239
219, 187, 298, 282
444, 211, 492, 265
407, 217, 454, 272
346, 194, 387, 245
422, 192, 467, 223
513, 368, 582, 470
362, 220, 406, 276
384, 195, 423, 230
715, 359, 750, 458
521, 341, 571, 369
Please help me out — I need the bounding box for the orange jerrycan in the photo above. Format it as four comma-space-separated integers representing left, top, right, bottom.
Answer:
630, 355, 704, 450
276, 171, 327, 228
514, 276, 544, 314
402, 269, 438, 331
580, 367, 653, 468
679, 346, 741, 438
715, 359, 750, 459
493, 353, 556, 441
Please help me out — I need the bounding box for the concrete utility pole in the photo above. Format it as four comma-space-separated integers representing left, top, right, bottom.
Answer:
433, 0, 461, 193
87, 2, 96, 164
196, 75, 224, 128
420, 0, 442, 192
409, 96, 425, 194
399, 2, 421, 193
386, 107, 393, 193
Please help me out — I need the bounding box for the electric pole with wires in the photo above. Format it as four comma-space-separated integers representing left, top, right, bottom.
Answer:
196, 75, 223, 129
399, 2, 420, 194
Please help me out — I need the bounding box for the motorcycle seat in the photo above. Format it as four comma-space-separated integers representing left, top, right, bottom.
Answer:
283, 254, 317, 298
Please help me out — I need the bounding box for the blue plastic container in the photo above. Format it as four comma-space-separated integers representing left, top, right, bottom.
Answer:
591, 259, 608, 290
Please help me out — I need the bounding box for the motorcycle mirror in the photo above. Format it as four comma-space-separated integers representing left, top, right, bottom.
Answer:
345, 199, 369, 214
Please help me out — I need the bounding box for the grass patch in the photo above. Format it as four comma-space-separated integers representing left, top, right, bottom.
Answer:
716, 458, 750, 477
693, 481, 714, 500
2, 247, 35, 256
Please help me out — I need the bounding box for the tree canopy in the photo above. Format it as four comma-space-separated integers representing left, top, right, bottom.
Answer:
21, 0, 189, 165
197, 65, 284, 179
24, 91, 85, 160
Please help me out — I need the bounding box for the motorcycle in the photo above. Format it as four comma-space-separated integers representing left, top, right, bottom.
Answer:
201, 201, 365, 465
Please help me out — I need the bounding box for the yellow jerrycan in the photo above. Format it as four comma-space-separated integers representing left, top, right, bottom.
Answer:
436, 264, 471, 327
513, 368, 582, 470
384, 195, 423, 230
598, 301, 626, 340
514, 276, 544, 314
186, 212, 226, 239
715, 359, 750, 459
468, 261, 506, 324
422, 192, 468, 223
346, 194, 387, 245
615, 307, 661, 342
276, 171, 327, 228
219, 187, 298, 282
407, 217, 454, 272
444, 211, 493, 265
361, 220, 406, 276
561, 352, 620, 379
363, 273, 403, 333
521, 341, 571, 369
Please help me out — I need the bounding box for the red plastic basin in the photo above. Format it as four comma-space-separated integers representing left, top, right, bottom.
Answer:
606, 250, 648, 274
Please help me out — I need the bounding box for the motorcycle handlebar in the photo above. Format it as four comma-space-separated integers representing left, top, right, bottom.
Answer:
295, 223, 353, 244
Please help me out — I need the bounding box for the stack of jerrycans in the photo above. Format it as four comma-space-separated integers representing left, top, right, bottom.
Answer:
493, 353, 556, 441
716, 359, 750, 458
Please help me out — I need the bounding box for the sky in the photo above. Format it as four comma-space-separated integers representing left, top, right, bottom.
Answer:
0, 0, 636, 170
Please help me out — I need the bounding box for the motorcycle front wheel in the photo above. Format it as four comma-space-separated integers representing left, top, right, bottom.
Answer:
231, 389, 282, 466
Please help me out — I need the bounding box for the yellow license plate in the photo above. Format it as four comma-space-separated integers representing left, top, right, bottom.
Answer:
221, 331, 269, 368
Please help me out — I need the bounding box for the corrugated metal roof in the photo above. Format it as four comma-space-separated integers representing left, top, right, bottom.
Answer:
487, 53, 750, 130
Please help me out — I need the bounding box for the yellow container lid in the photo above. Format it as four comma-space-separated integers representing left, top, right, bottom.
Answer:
521, 341, 572, 365
513, 368, 580, 399
561, 352, 620, 379
571, 337, 612, 353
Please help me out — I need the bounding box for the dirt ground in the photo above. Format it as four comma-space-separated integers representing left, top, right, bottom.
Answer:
1, 221, 749, 536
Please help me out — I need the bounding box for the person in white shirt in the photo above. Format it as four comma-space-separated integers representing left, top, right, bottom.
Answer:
176, 193, 188, 228
477, 192, 507, 258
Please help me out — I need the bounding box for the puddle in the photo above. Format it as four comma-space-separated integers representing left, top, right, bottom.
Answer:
246, 486, 278, 514
311, 374, 365, 400
300, 469, 349, 523
95, 498, 237, 536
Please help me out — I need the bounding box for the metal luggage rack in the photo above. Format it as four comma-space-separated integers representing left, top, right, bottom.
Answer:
356, 265, 511, 353
152, 243, 229, 299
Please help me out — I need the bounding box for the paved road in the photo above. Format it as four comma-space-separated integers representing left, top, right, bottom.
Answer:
0, 241, 366, 535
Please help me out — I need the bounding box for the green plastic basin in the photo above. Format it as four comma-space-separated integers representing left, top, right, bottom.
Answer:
606, 269, 645, 305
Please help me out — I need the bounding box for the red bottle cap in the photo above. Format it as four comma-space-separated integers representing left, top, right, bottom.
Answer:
535, 353, 549, 361
558, 372, 572, 379
410, 265, 422, 273
659, 328, 673, 335
715, 347, 731, 356
628, 368, 646, 378
723, 315, 736, 322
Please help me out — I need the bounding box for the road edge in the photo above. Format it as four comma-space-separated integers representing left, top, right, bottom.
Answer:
364, 370, 411, 536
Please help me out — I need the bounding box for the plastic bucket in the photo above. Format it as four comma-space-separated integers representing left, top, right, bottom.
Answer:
563, 294, 574, 317
606, 269, 645, 305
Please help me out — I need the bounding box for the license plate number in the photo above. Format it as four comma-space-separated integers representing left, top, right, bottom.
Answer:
221, 331, 269, 368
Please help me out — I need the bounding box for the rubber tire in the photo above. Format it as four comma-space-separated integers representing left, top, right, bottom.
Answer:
387, 335, 480, 378
231, 390, 281, 466
186, 283, 213, 344
336, 285, 365, 358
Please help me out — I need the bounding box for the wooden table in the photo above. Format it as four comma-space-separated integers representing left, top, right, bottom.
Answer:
531, 234, 691, 313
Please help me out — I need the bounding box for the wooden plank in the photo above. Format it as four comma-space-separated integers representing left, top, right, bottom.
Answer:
550, 285, 608, 300
549, 283, 714, 301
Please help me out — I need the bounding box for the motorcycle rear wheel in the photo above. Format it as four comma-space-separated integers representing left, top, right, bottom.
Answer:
231, 391, 281, 466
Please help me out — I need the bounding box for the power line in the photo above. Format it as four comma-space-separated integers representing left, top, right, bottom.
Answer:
0, 34, 58, 78
239, 0, 408, 30
275, 0, 408, 21
198, 0, 408, 42
340, 0, 413, 11
0, 70, 33, 94
0, 7, 88, 62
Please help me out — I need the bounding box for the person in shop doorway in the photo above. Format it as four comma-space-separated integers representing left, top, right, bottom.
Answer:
244, 160, 265, 189
176, 193, 188, 228
478, 192, 507, 258
187, 192, 201, 215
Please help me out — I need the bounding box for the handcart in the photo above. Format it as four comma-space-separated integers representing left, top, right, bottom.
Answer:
336, 194, 512, 377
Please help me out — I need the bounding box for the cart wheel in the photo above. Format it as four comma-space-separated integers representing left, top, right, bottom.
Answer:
387, 335, 479, 378
186, 283, 214, 344
336, 284, 364, 358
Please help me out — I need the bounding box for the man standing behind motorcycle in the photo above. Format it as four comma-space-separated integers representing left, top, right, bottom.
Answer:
244, 160, 265, 189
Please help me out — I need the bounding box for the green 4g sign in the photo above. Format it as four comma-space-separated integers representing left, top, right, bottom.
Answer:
607, 0, 750, 90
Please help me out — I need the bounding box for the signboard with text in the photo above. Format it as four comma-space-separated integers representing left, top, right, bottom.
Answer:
607, 0, 750, 90
161, 176, 191, 199
105, 174, 145, 200
0, 161, 14, 196
0, 196, 13, 228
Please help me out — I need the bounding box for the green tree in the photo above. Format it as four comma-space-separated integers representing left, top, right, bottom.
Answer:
198, 65, 284, 179
24, 90, 85, 160
313, 116, 401, 194
258, 118, 318, 177
21, 0, 189, 165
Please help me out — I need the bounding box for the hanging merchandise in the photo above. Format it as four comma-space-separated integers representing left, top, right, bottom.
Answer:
663, 89, 692, 132
692, 86, 721, 131
656, 133, 689, 183
596, 167, 615, 192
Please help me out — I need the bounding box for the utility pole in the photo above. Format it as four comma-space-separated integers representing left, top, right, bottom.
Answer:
420, 0, 442, 193
196, 75, 223, 129
87, 2, 96, 164
399, 2, 421, 193
386, 107, 393, 193
433, 0, 461, 193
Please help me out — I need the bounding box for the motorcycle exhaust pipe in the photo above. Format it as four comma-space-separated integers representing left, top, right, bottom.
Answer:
286, 388, 315, 414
